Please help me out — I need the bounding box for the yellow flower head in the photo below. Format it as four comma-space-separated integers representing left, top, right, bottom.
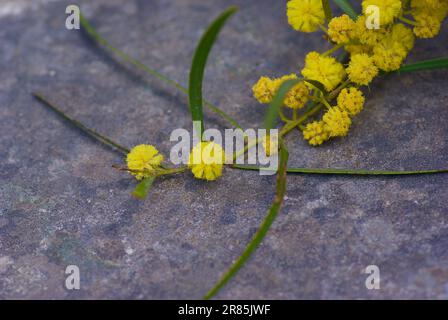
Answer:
346, 53, 379, 86
354, 16, 387, 46
188, 141, 225, 181
328, 14, 357, 44
337, 87, 365, 116
126, 144, 164, 180
362, 0, 402, 25
413, 13, 442, 38
287, 0, 325, 33
390, 23, 415, 52
252, 76, 277, 104
372, 35, 408, 72
303, 121, 330, 146
301, 51, 346, 91
284, 80, 310, 109
411, 0, 448, 22
322, 106, 352, 137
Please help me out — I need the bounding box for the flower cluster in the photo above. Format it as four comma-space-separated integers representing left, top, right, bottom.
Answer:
252, 0, 447, 146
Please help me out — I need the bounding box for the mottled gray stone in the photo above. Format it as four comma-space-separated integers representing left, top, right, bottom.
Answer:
1, 0, 448, 299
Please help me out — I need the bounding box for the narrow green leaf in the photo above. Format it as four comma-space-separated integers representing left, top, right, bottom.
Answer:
332, 0, 358, 20
33, 92, 130, 155
399, 57, 448, 73
322, 0, 332, 21
304, 79, 328, 95
132, 177, 156, 199
231, 164, 448, 175
204, 141, 289, 300
79, 13, 243, 130
188, 6, 238, 138
263, 79, 302, 130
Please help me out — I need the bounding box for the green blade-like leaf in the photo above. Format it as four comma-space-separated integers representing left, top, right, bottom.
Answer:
332, 0, 358, 20
204, 140, 289, 300
263, 79, 302, 130
132, 177, 156, 199
33, 92, 130, 155
188, 6, 238, 138
79, 13, 243, 130
322, 0, 332, 21
231, 165, 448, 175
304, 79, 328, 95
399, 57, 448, 73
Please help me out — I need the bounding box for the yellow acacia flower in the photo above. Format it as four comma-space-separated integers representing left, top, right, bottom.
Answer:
390, 23, 415, 52
354, 15, 387, 46
372, 35, 408, 71
252, 76, 277, 104
411, 0, 448, 22
362, 0, 402, 26
126, 144, 164, 180
301, 51, 346, 91
328, 14, 357, 44
287, 0, 325, 33
284, 81, 309, 109
337, 88, 365, 116
322, 106, 352, 137
303, 121, 330, 146
413, 13, 442, 38
346, 53, 378, 86
188, 141, 225, 181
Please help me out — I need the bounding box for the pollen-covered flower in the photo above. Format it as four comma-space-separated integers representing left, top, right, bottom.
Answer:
362, 0, 402, 25
188, 142, 225, 181
303, 121, 330, 146
284, 80, 310, 109
413, 13, 442, 38
390, 23, 415, 52
301, 52, 346, 91
337, 88, 365, 116
287, 0, 325, 33
372, 35, 408, 71
322, 107, 352, 137
252, 76, 277, 104
354, 15, 387, 46
126, 144, 164, 180
328, 14, 357, 44
411, 0, 448, 22
346, 53, 378, 86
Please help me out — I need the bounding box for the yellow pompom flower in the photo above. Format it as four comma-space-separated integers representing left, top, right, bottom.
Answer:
390, 23, 415, 52
337, 88, 365, 116
126, 144, 164, 180
372, 35, 408, 71
411, 0, 448, 22
354, 16, 387, 46
413, 13, 442, 38
303, 121, 330, 146
287, 0, 325, 33
284, 81, 310, 109
362, 0, 402, 26
346, 53, 379, 86
328, 14, 357, 44
188, 142, 225, 181
322, 107, 352, 137
252, 76, 277, 104
301, 52, 346, 91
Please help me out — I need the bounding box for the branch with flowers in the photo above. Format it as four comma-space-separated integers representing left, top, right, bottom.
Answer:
34, 0, 448, 299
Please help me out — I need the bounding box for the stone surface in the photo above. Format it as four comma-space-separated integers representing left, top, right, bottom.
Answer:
1, 0, 448, 299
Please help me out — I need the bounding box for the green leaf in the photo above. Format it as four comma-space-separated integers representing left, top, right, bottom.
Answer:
79, 13, 243, 131
304, 79, 328, 95
322, 0, 332, 22
188, 6, 238, 138
231, 165, 448, 176
204, 140, 289, 300
332, 0, 358, 20
132, 177, 156, 199
33, 92, 130, 155
398, 57, 448, 73
263, 79, 303, 130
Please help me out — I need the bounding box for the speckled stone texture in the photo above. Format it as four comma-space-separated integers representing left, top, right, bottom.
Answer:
1, 0, 448, 299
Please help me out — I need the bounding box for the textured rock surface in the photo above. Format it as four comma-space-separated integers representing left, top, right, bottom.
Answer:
1, 0, 448, 299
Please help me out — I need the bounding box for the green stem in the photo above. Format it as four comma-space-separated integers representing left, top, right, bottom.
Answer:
33, 92, 130, 155
398, 16, 419, 26
79, 14, 243, 130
